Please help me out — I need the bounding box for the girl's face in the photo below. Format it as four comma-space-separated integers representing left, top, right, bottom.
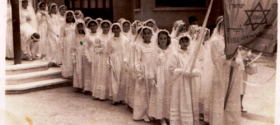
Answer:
88, 22, 97, 33
112, 25, 121, 37
143, 28, 152, 43
66, 12, 74, 23
101, 23, 110, 34
60, 7, 67, 16
39, 3, 46, 10
179, 37, 190, 50
77, 23, 84, 34
123, 22, 130, 33
97, 20, 102, 24
146, 22, 154, 28
51, 6, 57, 14
158, 33, 168, 48
22, 1, 28, 9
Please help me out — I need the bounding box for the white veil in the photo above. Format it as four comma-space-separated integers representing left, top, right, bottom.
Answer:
20, 0, 38, 32
170, 20, 185, 38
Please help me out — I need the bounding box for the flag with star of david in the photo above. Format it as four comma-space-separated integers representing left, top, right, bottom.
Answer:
223, 0, 277, 59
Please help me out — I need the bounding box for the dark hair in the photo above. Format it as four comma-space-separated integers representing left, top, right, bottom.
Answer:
39, 2, 46, 7
158, 31, 171, 47
179, 36, 190, 44
101, 22, 110, 27
123, 21, 130, 26
111, 25, 121, 31
87, 21, 98, 28
66, 12, 75, 23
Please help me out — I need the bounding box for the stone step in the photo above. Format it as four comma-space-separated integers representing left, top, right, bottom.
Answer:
6, 61, 51, 75
5, 78, 72, 94
6, 67, 62, 85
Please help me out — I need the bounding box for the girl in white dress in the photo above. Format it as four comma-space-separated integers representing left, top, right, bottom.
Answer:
133, 27, 157, 122
144, 19, 159, 33
58, 5, 67, 25
106, 23, 129, 104
46, 3, 61, 65
74, 10, 84, 22
148, 30, 173, 125
86, 20, 110, 100
36, 2, 48, 58
73, 21, 87, 90
170, 20, 187, 51
168, 34, 201, 125
98, 20, 112, 99
60, 11, 76, 78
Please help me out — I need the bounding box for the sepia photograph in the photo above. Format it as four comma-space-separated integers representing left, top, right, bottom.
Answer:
0, 0, 278, 125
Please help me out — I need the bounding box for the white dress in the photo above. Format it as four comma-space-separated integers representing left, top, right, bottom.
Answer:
99, 33, 113, 99
133, 42, 157, 120
46, 14, 60, 63
36, 11, 48, 55
106, 36, 129, 102
60, 23, 76, 78
86, 33, 110, 100
168, 49, 200, 125
73, 34, 86, 89
148, 47, 172, 119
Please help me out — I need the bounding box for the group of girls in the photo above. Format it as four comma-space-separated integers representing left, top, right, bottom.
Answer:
6, 1, 244, 125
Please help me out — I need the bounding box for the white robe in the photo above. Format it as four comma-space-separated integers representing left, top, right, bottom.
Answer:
133, 41, 158, 120
36, 11, 48, 55
46, 14, 60, 63
106, 36, 129, 102
168, 49, 201, 125
73, 34, 86, 89
60, 23, 76, 78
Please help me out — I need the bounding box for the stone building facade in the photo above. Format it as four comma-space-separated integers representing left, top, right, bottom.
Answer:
35, 0, 223, 31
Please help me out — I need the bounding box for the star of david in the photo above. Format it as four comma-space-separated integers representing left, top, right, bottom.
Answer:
244, 2, 270, 31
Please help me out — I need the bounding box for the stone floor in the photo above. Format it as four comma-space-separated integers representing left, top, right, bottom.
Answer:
3, 64, 276, 125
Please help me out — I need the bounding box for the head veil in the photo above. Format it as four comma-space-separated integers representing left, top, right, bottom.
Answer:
109, 23, 124, 38
96, 18, 103, 24
20, 0, 38, 32
84, 17, 92, 25
144, 19, 159, 33
138, 26, 156, 47
58, 5, 67, 16
171, 21, 186, 38
64, 10, 76, 23
152, 29, 172, 49
131, 20, 141, 35
99, 20, 112, 36
120, 20, 133, 38
75, 21, 86, 35
176, 33, 193, 54
86, 19, 99, 34
48, 3, 59, 17
37, 1, 48, 13
74, 10, 84, 22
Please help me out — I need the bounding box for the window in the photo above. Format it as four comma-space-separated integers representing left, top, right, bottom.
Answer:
156, 0, 206, 7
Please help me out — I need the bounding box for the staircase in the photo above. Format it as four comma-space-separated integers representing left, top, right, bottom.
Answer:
5, 60, 72, 94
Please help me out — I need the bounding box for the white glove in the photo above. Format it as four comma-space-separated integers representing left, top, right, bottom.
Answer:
124, 57, 129, 63
151, 79, 157, 87
174, 68, 184, 75
190, 69, 200, 77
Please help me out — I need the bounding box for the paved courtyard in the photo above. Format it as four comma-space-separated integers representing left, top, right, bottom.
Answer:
3, 64, 276, 125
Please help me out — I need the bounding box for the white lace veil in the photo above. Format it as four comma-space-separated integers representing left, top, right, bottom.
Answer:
99, 20, 112, 36
64, 10, 76, 24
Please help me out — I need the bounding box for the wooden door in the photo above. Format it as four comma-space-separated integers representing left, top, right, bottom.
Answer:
65, 0, 113, 21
